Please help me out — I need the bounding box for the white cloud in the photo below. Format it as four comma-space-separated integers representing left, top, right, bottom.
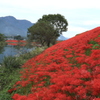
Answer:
63, 26, 88, 38
68, 26, 87, 32
1, 0, 100, 9
83, 20, 100, 25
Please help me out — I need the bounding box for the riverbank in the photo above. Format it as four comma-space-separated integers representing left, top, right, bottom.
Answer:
0, 46, 46, 100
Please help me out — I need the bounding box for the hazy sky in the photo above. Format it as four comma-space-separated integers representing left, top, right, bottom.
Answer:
0, 0, 100, 38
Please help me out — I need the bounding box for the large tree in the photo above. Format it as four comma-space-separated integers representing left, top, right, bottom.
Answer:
27, 21, 60, 47
38, 14, 68, 34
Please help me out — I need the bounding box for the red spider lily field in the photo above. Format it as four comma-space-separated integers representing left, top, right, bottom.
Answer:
9, 27, 100, 100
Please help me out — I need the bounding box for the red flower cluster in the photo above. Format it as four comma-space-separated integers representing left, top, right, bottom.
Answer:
6, 40, 26, 43
6, 40, 26, 46
9, 27, 100, 100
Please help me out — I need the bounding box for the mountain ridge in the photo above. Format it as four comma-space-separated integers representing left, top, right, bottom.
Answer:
0, 16, 68, 40
0, 16, 33, 37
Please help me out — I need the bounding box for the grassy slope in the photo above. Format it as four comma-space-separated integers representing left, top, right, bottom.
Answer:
0, 68, 21, 100
0, 47, 46, 100
5, 27, 100, 99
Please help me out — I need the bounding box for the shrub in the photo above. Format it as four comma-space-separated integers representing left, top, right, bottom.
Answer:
2, 56, 21, 71
19, 47, 46, 60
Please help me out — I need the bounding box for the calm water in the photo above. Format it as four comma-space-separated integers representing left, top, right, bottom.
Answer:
0, 45, 34, 63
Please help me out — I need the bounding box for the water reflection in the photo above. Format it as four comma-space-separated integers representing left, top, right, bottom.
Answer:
0, 44, 34, 63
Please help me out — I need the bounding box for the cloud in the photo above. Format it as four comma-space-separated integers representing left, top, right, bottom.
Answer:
83, 20, 100, 26
1, 0, 100, 10
68, 26, 87, 32
63, 26, 88, 38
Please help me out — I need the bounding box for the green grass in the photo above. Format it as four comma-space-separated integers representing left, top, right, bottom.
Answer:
0, 47, 46, 100
0, 67, 21, 100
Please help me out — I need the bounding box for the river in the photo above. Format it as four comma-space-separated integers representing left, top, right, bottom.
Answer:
0, 45, 34, 63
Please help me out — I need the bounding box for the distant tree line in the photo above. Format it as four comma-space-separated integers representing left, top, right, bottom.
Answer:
14, 35, 23, 40
0, 33, 5, 42
0, 33, 6, 54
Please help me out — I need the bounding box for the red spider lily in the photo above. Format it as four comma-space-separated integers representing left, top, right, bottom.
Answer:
8, 27, 100, 100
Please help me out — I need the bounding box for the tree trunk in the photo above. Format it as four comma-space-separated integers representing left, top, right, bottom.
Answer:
47, 42, 50, 47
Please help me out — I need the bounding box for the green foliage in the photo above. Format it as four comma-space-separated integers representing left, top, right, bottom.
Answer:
92, 44, 100, 49
0, 47, 46, 99
14, 35, 23, 40
2, 56, 21, 71
0, 33, 5, 42
88, 40, 98, 44
0, 43, 5, 54
38, 14, 68, 34
19, 47, 46, 61
0, 33, 6, 54
14, 82, 32, 95
28, 21, 60, 47
0, 67, 21, 100
85, 49, 91, 56
89, 39, 100, 49
43, 76, 51, 87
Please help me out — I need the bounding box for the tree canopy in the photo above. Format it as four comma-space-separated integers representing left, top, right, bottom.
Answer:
27, 14, 68, 47
28, 21, 60, 47
38, 14, 68, 34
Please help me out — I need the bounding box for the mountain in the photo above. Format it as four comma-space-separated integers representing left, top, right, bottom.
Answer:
0, 16, 33, 37
0, 16, 68, 40
57, 35, 68, 40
